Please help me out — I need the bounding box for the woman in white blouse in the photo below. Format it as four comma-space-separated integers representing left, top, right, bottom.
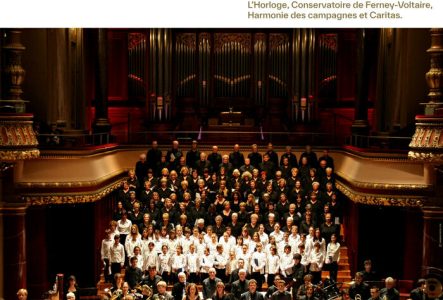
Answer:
125, 224, 142, 260
313, 228, 327, 257
265, 245, 280, 286
258, 224, 269, 247
309, 242, 324, 284
325, 233, 340, 282
117, 212, 132, 245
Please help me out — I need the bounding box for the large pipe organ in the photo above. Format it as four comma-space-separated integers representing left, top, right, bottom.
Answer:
114, 29, 339, 125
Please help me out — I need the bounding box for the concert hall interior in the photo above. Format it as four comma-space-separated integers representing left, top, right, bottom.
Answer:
0, 28, 442, 300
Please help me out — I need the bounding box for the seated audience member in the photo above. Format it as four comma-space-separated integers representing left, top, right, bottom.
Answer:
152, 281, 174, 300
361, 259, 379, 283
296, 274, 313, 299
66, 276, 80, 300
66, 292, 76, 300
409, 279, 426, 300
232, 269, 250, 300
126, 256, 143, 289
203, 268, 222, 300
212, 282, 230, 300
270, 279, 291, 300
120, 282, 131, 299
349, 272, 370, 300
369, 286, 382, 300
265, 275, 282, 300
17, 289, 28, 300
240, 280, 264, 300
111, 273, 124, 294
172, 272, 187, 300
140, 265, 162, 295
185, 283, 201, 300
380, 277, 400, 300
299, 285, 319, 300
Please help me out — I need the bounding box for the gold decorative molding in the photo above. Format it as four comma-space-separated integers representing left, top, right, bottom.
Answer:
408, 150, 443, 162
16, 169, 128, 189
0, 149, 40, 161
0, 120, 38, 146
24, 179, 123, 206
335, 171, 432, 191
335, 180, 425, 207
0, 114, 40, 161
409, 116, 443, 163
409, 121, 443, 148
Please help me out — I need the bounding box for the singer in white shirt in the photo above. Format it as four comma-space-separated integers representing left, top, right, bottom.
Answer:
279, 245, 295, 279
250, 243, 266, 288
325, 234, 340, 282
309, 242, 324, 284
265, 245, 280, 286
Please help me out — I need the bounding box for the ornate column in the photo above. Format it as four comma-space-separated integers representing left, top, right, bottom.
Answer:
0, 29, 39, 300
1, 30, 27, 112
351, 29, 370, 145
93, 29, 111, 134
409, 29, 443, 274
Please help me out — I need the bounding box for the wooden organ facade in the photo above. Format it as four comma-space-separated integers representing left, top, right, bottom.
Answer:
104, 29, 358, 136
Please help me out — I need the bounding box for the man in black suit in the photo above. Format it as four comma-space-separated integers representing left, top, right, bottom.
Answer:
186, 140, 200, 171
361, 259, 379, 283
230, 259, 249, 283
265, 275, 282, 300
166, 140, 183, 171
409, 279, 426, 300
240, 280, 264, 300
230, 144, 245, 170
140, 265, 163, 295
125, 256, 143, 289
208, 146, 222, 173
135, 153, 149, 188
265, 143, 279, 168
248, 144, 262, 169
270, 279, 291, 300
203, 268, 222, 300
195, 152, 211, 176
318, 149, 334, 170
147, 140, 162, 173
380, 277, 400, 300
232, 269, 250, 300
280, 146, 298, 168
152, 281, 174, 300
349, 272, 370, 300
172, 272, 187, 300
299, 145, 318, 169
259, 154, 275, 180
240, 158, 255, 174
